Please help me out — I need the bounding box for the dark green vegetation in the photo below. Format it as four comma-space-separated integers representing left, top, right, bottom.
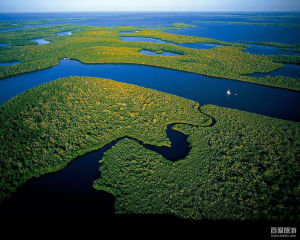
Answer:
0, 76, 210, 202
0, 23, 300, 90
0, 76, 298, 221
95, 105, 300, 221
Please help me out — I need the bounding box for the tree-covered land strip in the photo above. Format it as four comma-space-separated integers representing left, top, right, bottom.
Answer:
193, 20, 300, 28
0, 76, 210, 202
0, 18, 89, 31
240, 75, 300, 91
119, 28, 247, 47
94, 105, 300, 221
268, 54, 300, 64
148, 22, 197, 30
0, 23, 299, 91
239, 40, 300, 53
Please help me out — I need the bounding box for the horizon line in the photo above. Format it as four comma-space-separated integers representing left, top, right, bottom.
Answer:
1, 10, 300, 13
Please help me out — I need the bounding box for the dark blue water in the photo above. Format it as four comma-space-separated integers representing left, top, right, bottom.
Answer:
1, 59, 300, 122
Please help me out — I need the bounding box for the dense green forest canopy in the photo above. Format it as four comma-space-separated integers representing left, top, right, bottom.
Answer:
95, 106, 299, 220
0, 76, 210, 202
0, 76, 299, 221
0, 22, 300, 90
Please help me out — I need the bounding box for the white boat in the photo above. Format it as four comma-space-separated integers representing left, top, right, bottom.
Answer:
226, 89, 231, 95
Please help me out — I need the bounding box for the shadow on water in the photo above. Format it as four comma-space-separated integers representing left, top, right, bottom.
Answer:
1, 118, 215, 216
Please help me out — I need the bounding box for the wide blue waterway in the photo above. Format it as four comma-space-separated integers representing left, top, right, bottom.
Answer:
1, 59, 299, 122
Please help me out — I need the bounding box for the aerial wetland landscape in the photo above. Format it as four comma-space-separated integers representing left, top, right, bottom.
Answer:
0, 11, 299, 225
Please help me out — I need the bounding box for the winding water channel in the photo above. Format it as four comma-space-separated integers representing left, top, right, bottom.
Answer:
1, 59, 299, 216
1, 59, 300, 121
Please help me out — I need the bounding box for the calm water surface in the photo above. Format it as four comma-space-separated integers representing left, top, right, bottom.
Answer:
244, 43, 299, 56
1, 59, 299, 122
31, 37, 51, 45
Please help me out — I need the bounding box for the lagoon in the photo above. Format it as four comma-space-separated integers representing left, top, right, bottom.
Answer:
31, 37, 51, 45
56, 31, 72, 36
0, 122, 192, 217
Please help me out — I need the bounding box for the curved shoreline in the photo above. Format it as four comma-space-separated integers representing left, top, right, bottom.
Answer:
1, 60, 299, 123
0, 111, 215, 216
1, 57, 299, 92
